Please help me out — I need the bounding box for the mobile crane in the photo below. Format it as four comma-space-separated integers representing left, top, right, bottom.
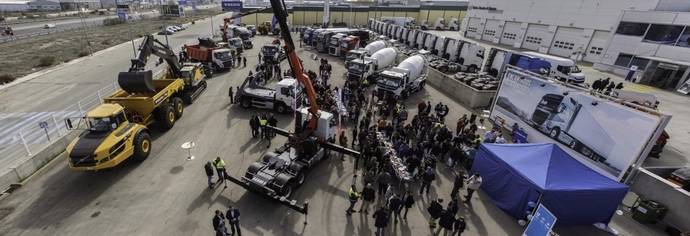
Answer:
64, 35, 206, 171
224, 0, 359, 214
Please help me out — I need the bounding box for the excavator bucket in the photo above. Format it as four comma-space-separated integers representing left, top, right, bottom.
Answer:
118, 71, 155, 93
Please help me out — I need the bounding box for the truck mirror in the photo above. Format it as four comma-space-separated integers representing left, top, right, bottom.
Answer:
65, 118, 73, 130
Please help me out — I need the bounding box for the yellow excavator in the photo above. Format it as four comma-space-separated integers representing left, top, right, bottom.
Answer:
64, 35, 207, 171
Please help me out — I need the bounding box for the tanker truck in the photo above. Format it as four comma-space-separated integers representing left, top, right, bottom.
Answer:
346, 40, 387, 64
375, 54, 427, 98
347, 47, 398, 82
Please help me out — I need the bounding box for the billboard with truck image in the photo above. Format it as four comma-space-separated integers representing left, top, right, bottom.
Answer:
491, 68, 665, 180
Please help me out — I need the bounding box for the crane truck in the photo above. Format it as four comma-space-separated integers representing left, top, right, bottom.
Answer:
235, 72, 302, 113
375, 54, 427, 98
225, 0, 359, 214
345, 40, 387, 64
184, 37, 234, 72
64, 35, 207, 171
347, 47, 398, 83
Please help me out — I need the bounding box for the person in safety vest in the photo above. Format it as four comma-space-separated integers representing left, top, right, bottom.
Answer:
346, 184, 360, 215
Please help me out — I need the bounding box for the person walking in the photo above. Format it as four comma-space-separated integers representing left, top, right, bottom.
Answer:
359, 183, 376, 214
259, 115, 268, 140
213, 157, 228, 188
242, 56, 247, 68
249, 115, 259, 138
437, 209, 456, 235
454, 216, 467, 236
420, 167, 436, 195
450, 171, 464, 198
212, 210, 225, 233
464, 173, 483, 203
388, 193, 403, 224
267, 114, 277, 148
427, 198, 444, 228
376, 171, 391, 196
228, 86, 234, 104
403, 191, 415, 219
258, 53, 262, 63
346, 185, 360, 215
236, 56, 241, 68
205, 161, 215, 190
373, 206, 389, 236
226, 206, 241, 236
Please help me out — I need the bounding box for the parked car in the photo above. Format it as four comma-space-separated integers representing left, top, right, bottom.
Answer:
158, 29, 174, 35
43, 24, 56, 29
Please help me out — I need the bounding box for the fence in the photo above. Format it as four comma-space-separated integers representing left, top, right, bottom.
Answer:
0, 81, 119, 170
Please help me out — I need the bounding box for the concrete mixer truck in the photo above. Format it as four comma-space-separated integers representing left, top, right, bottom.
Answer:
347, 47, 398, 83
346, 40, 387, 64
375, 54, 427, 98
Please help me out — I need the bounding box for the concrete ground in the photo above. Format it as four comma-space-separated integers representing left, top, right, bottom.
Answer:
427, 30, 690, 167
0, 22, 667, 236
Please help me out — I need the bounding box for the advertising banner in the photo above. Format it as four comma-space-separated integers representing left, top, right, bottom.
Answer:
221, 1, 243, 12
491, 68, 664, 180
523, 204, 556, 236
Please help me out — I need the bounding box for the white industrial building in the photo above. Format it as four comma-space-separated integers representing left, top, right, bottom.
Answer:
0, 0, 30, 11
461, 0, 690, 91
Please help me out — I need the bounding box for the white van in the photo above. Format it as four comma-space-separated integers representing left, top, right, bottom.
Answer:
523, 52, 586, 83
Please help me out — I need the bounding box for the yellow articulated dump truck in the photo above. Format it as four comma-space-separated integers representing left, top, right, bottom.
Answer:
65, 75, 186, 171
64, 35, 205, 171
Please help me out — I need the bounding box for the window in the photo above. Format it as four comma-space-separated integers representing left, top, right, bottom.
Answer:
676, 27, 690, 48
483, 29, 496, 36
630, 57, 650, 69
502, 32, 516, 40
643, 24, 684, 45
467, 27, 478, 33
589, 46, 603, 55
616, 22, 649, 36
525, 36, 542, 44
552, 41, 574, 49
614, 53, 633, 67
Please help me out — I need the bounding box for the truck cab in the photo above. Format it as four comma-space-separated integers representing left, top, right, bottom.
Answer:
328, 33, 347, 56
228, 38, 244, 54
448, 18, 459, 31
458, 41, 485, 72
338, 35, 360, 57
237, 75, 303, 113
346, 49, 367, 64
66, 104, 151, 171
261, 44, 286, 65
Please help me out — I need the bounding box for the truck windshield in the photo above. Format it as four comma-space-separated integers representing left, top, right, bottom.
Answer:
262, 47, 277, 54
330, 38, 339, 45
378, 75, 401, 88
215, 52, 231, 60
87, 117, 115, 132
348, 62, 366, 73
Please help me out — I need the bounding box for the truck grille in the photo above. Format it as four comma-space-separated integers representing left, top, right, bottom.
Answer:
70, 155, 97, 167
252, 172, 272, 186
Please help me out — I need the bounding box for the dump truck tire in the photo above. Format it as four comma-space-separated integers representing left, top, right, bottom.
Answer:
172, 97, 184, 119
157, 105, 176, 130
131, 131, 151, 162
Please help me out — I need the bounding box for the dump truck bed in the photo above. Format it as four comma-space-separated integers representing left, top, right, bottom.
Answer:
104, 79, 185, 118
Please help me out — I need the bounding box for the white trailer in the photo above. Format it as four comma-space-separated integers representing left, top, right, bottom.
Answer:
347, 47, 398, 82
380, 16, 416, 27
375, 55, 427, 98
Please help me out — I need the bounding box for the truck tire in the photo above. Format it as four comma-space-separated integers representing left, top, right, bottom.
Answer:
156, 105, 176, 130
280, 182, 294, 198
468, 65, 478, 73
182, 92, 194, 105
549, 127, 560, 139
131, 131, 151, 162
241, 98, 252, 109
172, 97, 184, 119
275, 103, 287, 114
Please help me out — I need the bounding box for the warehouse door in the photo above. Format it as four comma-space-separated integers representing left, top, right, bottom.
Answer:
465, 17, 482, 40
482, 19, 501, 42
522, 24, 549, 51
583, 30, 610, 63
550, 26, 584, 58
500, 21, 521, 47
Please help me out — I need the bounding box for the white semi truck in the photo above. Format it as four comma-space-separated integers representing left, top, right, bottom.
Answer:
415, 31, 427, 49
347, 47, 398, 82
530, 93, 614, 165
375, 54, 427, 98
236, 73, 303, 113
424, 34, 438, 51
457, 40, 486, 73
346, 40, 387, 64
448, 18, 459, 31
381, 16, 416, 27
406, 29, 418, 47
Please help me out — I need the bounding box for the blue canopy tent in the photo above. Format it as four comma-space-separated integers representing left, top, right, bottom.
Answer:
471, 143, 629, 226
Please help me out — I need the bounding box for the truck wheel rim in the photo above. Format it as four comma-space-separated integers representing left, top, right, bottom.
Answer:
168, 111, 175, 123
176, 103, 183, 114
142, 139, 150, 153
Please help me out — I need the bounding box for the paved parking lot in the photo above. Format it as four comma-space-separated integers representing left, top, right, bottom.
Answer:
0, 30, 668, 236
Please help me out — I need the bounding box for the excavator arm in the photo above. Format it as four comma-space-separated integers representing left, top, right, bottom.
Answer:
129, 34, 183, 77
270, 0, 320, 139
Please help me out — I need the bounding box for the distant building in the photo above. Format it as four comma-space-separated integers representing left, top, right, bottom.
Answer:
59, 0, 102, 10
28, 0, 61, 11
0, 0, 30, 12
